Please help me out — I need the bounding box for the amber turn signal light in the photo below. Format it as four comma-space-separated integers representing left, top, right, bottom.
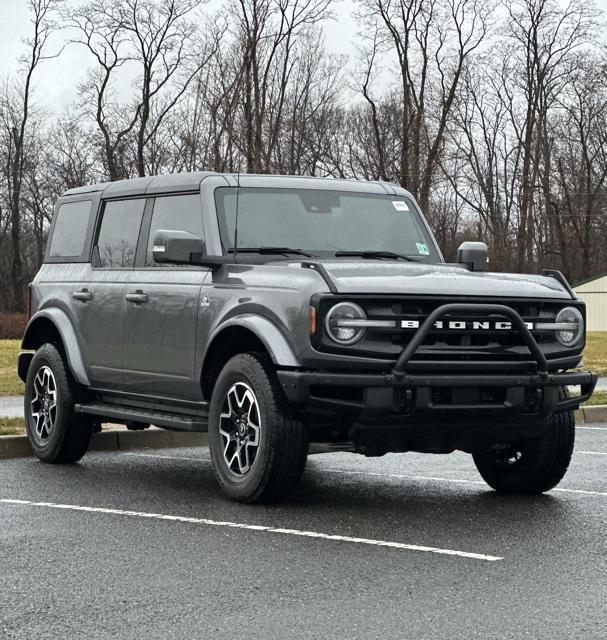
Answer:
309, 306, 317, 334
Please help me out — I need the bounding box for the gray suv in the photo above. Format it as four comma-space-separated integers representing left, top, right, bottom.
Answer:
18, 172, 597, 502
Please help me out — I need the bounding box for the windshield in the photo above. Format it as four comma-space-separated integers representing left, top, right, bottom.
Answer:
214, 187, 440, 261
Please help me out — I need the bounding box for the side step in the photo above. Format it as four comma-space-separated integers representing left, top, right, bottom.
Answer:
74, 402, 208, 432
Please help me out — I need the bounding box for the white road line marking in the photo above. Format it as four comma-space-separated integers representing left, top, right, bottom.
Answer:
322, 469, 607, 497
122, 452, 199, 462
578, 426, 607, 431
577, 451, 607, 456
551, 488, 607, 496
0, 498, 502, 562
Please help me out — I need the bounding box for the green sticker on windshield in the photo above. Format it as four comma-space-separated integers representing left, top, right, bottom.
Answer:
416, 243, 430, 255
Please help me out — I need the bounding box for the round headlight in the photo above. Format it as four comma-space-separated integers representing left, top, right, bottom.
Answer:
555, 306, 583, 347
325, 302, 367, 345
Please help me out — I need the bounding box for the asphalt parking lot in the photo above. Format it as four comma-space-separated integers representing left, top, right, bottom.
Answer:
1, 425, 606, 639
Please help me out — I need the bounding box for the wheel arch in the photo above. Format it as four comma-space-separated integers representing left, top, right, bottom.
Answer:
21, 309, 90, 386
200, 316, 300, 400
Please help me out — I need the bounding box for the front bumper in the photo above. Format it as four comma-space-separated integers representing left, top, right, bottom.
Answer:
277, 368, 597, 426
279, 302, 598, 431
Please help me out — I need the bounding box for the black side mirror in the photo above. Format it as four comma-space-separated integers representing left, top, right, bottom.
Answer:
457, 241, 488, 272
152, 229, 233, 269
152, 229, 204, 264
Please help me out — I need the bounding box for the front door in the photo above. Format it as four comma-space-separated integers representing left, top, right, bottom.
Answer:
122, 192, 209, 399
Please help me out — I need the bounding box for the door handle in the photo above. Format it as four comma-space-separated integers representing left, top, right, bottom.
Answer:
72, 289, 92, 302
125, 291, 148, 304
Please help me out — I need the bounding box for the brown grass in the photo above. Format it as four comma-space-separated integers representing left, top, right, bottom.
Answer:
582, 332, 607, 376
0, 340, 24, 395
0, 417, 24, 436
583, 390, 607, 406
0, 313, 27, 340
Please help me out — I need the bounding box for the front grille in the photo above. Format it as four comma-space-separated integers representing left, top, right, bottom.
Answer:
315, 295, 581, 364
374, 299, 557, 362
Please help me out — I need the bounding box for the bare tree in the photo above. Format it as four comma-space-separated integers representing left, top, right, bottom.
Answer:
503, 0, 594, 270
230, 0, 333, 172
355, 0, 493, 213
70, 0, 211, 180
0, 0, 61, 311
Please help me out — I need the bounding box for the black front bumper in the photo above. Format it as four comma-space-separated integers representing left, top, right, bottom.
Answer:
277, 368, 597, 427
278, 302, 598, 433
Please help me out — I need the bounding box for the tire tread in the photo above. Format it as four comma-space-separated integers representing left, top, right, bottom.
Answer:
25, 343, 92, 464
209, 352, 308, 503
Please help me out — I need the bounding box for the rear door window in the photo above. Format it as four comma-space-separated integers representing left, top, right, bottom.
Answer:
145, 194, 203, 266
96, 199, 146, 268
49, 200, 93, 258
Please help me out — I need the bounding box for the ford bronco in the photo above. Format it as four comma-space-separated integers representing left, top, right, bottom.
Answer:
18, 172, 597, 502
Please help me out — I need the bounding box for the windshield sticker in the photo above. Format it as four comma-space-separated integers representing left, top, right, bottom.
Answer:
392, 200, 409, 211
416, 242, 430, 255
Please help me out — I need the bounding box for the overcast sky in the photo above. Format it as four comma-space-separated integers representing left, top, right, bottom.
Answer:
0, 0, 604, 116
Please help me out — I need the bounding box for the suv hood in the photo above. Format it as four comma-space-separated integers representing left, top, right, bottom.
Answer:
308, 261, 572, 300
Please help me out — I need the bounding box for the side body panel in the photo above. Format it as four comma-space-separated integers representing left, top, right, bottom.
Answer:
76, 265, 128, 388
122, 268, 209, 398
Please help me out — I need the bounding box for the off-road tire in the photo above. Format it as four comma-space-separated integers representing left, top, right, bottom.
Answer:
24, 343, 93, 463
208, 352, 308, 503
473, 390, 574, 494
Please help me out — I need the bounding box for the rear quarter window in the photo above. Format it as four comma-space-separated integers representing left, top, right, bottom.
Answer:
49, 200, 93, 258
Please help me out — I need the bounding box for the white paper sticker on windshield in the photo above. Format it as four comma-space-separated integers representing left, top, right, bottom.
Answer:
416, 243, 430, 255
392, 200, 409, 211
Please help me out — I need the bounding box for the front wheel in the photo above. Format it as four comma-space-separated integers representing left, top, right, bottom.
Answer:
473, 402, 575, 494
208, 353, 308, 503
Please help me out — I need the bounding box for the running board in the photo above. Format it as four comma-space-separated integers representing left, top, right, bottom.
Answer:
74, 402, 208, 432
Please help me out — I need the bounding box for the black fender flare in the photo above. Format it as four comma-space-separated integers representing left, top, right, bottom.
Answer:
21, 309, 90, 386
201, 314, 301, 370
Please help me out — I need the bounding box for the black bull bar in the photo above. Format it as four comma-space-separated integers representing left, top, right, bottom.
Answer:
278, 303, 597, 418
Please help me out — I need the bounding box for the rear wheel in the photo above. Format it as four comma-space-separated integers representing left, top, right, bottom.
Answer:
208, 353, 308, 503
473, 397, 574, 494
25, 343, 93, 463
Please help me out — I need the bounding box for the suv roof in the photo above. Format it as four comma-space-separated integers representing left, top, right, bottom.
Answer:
62, 171, 406, 200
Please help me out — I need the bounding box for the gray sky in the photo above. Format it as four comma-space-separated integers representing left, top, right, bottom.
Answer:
0, 0, 604, 116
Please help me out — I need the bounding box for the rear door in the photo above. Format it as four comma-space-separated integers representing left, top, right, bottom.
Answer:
122, 192, 209, 399
74, 197, 146, 388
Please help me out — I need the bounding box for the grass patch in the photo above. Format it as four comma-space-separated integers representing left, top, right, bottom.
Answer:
583, 390, 607, 407
0, 417, 24, 436
582, 332, 607, 376
0, 339, 24, 395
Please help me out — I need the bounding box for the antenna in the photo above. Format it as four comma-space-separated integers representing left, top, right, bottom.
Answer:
233, 169, 241, 263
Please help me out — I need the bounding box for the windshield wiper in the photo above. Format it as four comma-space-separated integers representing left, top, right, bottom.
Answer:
334, 250, 420, 262
228, 246, 314, 257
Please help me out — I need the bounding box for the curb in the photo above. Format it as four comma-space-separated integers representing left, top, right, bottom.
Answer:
0, 429, 208, 460
576, 405, 607, 425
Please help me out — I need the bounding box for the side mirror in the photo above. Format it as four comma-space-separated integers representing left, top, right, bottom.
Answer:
152, 229, 204, 265
457, 241, 488, 272
152, 229, 233, 269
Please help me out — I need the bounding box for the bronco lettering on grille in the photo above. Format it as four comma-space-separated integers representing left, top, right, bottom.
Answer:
400, 319, 534, 330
